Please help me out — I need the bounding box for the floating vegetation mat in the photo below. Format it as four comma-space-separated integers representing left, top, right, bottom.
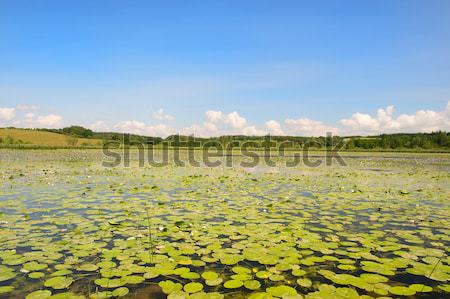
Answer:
0, 150, 449, 298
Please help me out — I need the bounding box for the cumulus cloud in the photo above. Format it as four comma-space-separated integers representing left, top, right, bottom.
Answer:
146, 124, 177, 136
36, 114, 63, 127
0, 107, 15, 121
153, 108, 174, 121
114, 120, 147, 134
205, 110, 223, 123
240, 125, 265, 136
206, 110, 247, 129
1, 110, 62, 128
25, 112, 35, 119
201, 110, 266, 135
89, 121, 110, 132
113, 120, 176, 137
340, 101, 450, 135
2, 101, 449, 137
265, 120, 285, 135
285, 118, 339, 136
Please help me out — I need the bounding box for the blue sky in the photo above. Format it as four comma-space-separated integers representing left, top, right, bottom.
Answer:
1, 0, 450, 136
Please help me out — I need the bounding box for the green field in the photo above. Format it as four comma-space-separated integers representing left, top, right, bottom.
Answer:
0, 129, 103, 147
0, 150, 449, 299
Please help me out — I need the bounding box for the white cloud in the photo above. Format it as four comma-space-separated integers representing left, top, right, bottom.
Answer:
225, 112, 247, 129
25, 112, 35, 119
146, 124, 177, 136
205, 110, 247, 129
153, 108, 174, 121
205, 110, 223, 123
113, 120, 176, 137
36, 114, 62, 127
0, 107, 15, 121
89, 121, 110, 132
265, 120, 285, 135
340, 101, 450, 135
240, 125, 266, 136
2, 101, 449, 137
203, 122, 218, 133
285, 118, 339, 136
114, 120, 147, 134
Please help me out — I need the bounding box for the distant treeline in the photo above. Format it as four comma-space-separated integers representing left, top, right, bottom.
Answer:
165, 132, 450, 150
33, 126, 450, 151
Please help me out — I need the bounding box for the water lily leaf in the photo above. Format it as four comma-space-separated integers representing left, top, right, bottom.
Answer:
232, 266, 251, 274
244, 280, 261, 290
338, 264, 356, 271
223, 280, 243, 289
49, 292, 86, 299
0, 286, 14, 294
180, 272, 200, 279
205, 278, 223, 286
266, 285, 297, 297
159, 280, 183, 294
23, 262, 48, 272
202, 271, 218, 280
256, 271, 271, 279
269, 274, 284, 282
292, 269, 306, 276
44, 276, 73, 290
248, 292, 274, 299
112, 287, 129, 297
94, 278, 125, 288
0, 268, 16, 282
26, 290, 52, 299
409, 284, 432, 292
121, 275, 144, 284
183, 282, 203, 293
29, 272, 45, 279
389, 286, 416, 296
77, 263, 98, 272
297, 278, 312, 288
359, 273, 388, 283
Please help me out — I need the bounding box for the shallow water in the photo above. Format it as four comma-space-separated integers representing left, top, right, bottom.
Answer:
0, 150, 449, 298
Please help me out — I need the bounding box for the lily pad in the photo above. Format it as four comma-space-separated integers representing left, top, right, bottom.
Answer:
44, 276, 73, 290
184, 282, 203, 293
26, 290, 52, 299
224, 280, 243, 289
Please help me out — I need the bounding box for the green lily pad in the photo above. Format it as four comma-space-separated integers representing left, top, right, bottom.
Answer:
409, 284, 433, 292
389, 286, 416, 296
77, 263, 98, 272
26, 290, 52, 299
49, 292, 86, 299
202, 271, 219, 280
112, 287, 129, 297
44, 276, 74, 290
292, 269, 306, 276
0, 268, 16, 282
244, 280, 261, 290
224, 280, 243, 289
266, 285, 297, 297
29, 272, 45, 279
184, 282, 203, 293
159, 280, 183, 294
205, 278, 223, 286
297, 278, 312, 288
0, 286, 14, 294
